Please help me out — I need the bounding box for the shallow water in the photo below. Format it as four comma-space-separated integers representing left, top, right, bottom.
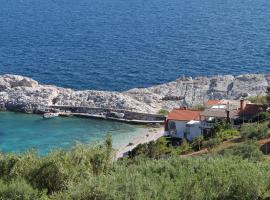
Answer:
0, 112, 147, 154
0, 0, 270, 91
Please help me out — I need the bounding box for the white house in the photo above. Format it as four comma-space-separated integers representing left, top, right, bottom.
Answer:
165, 108, 202, 141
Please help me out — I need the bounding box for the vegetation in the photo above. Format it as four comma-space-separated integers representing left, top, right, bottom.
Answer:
191, 135, 204, 151
1, 145, 270, 199
129, 137, 192, 159
247, 95, 267, 105
266, 86, 270, 106
240, 123, 269, 140
216, 129, 239, 141
0, 116, 269, 199
202, 138, 221, 149
192, 104, 205, 111
257, 112, 270, 121
218, 141, 265, 162
157, 109, 169, 116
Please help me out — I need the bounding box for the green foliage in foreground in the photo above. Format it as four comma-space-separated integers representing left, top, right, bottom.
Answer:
1, 151, 270, 200
129, 137, 192, 159
241, 123, 269, 140
1, 133, 270, 200
216, 129, 239, 141
218, 141, 266, 162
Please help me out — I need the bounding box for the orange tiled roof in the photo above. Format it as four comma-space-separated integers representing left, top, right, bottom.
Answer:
167, 108, 201, 121
206, 100, 222, 106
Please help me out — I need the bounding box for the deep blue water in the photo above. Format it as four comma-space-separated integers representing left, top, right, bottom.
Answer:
0, 112, 147, 154
0, 0, 269, 91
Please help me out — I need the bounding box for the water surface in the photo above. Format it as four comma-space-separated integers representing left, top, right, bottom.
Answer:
0, 112, 147, 154
0, 0, 269, 91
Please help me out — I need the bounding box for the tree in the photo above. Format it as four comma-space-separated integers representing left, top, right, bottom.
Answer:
240, 123, 269, 140
192, 135, 204, 151
266, 86, 270, 106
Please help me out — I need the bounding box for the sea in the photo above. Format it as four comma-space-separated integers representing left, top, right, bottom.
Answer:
0, 0, 270, 154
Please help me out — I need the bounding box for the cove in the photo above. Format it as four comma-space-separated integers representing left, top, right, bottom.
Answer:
0, 112, 147, 155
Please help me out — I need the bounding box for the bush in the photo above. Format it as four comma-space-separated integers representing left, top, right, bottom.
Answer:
216, 129, 239, 141
257, 112, 270, 121
157, 109, 169, 116
213, 121, 232, 134
202, 138, 221, 149
175, 139, 192, 155
2, 137, 270, 199
219, 141, 265, 162
247, 96, 267, 105
129, 137, 193, 159
31, 160, 70, 194
129, 137, 171, 159
191, 135, 204, 151
0, 179, 45, 200
240, 123, 269, 140
192, 104, 205, 111
51, 156, 270, 200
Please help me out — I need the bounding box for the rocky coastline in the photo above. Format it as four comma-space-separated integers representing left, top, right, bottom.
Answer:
0, 74, 269, 114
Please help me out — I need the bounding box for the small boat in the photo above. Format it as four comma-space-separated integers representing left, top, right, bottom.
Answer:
43, 113, 59, 119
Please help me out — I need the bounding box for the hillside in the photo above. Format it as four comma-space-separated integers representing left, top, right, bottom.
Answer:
0, 73, 269, 114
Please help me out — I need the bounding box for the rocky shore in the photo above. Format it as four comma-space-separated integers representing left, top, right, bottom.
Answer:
0, 74, 269, 114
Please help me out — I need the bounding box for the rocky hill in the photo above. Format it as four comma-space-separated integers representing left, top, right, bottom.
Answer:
0, 74, 269, 114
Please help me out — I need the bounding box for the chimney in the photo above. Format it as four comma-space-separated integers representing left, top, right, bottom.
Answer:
226, 109, 230, 123
240, 98, 245, 111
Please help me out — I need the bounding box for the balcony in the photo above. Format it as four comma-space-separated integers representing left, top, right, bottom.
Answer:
200, 121, 215, 129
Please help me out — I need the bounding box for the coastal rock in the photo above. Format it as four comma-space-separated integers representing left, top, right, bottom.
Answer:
0, 74, 269, 114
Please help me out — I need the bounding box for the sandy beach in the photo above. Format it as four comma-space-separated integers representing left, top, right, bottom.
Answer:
115, 126, 165, 159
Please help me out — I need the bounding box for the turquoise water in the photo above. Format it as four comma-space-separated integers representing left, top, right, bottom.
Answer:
0, 112, 147, 154
1, 0, 270, 91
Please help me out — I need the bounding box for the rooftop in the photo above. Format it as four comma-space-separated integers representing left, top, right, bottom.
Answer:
201, 108, 239, 119
167, 108, 201, 121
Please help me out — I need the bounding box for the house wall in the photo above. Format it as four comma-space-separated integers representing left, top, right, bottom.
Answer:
168, 120, 187, 138
186, 124, 202, 141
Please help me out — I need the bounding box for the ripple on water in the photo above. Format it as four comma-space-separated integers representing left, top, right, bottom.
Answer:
0, 112, 147, 155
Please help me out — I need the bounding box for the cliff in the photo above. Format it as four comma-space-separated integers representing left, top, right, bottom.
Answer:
0, 74, 269, 114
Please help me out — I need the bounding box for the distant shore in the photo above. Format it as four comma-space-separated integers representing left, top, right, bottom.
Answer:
0, 74, 269, 115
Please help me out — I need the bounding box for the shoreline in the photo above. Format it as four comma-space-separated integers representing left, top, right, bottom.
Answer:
0, 111, 164, 155
115, 126, 164, 159
0, 73, 269, 115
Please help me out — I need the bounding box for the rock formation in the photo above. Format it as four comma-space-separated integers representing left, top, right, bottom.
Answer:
0, 74, 269, 114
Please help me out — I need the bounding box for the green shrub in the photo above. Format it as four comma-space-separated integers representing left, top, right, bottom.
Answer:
257, 112, 270, 121
213, 121, 232, 134
202, 138, 221, 149
129, 137, 171, 159
219, 141, 265, 162
30, 160, 70, 194
0, 151, 40, 181
0, 179, 45, 200
247, 96, 267, 105
217, 129, 239, 141
51, 156, 270, 200
240, 123, 269, 140
175, 139, 192, 155
192, 104, 205, 111
191, 135, 204, 151
2, 137, 270, 199
157, 109, 169, 116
